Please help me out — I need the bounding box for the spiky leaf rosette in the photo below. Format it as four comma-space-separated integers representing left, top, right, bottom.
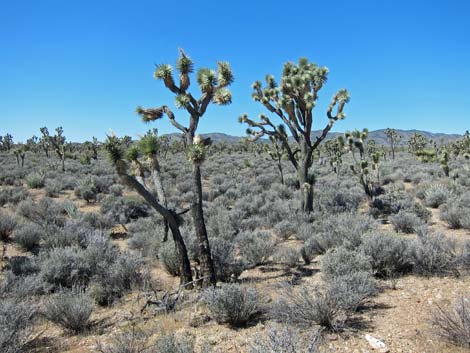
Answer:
217, 62, 234, 87
212, 88, 232, 105
126, 146, 140, 162
186, 143, 206, 164
105, 135, 125, 164
138, 131, 160, 156
197, 68, 217, 93
136, 106, 164, 122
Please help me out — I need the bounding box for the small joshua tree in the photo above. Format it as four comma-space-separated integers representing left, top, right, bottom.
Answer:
135, 49, 234, 286
105, 134, 193, 285
13, 145, 29, 168
240, 57, 350, 212
84, 137, 100, 160
0, 133, 13, 151
40, 127, 67, 171
385, 128, 401, 160
340, 129, 381, 199
264, 135, 286, 184
324, 138, 345, 176
439, 146, 451, 177
408, 132, 428, 157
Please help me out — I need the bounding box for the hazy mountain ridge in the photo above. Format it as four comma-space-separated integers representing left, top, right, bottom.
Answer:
164, 129, 463, 145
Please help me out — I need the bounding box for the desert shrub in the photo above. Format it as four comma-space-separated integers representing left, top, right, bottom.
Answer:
272, 284, 342, 330
274, 247, 300, 268
154, 332, 196, 353
440, 195, 470, 229
316, 184, 363, 214
423, 184, 449, 208
431, 297, 470, 348
7, 256, 39, 276
25, 172, 45, 189
42, 219, 95, 249
39, 246, 91, 288
0, 300, 36, 353
210, 238, 244, 282
96, 325, 151, 353
12, 223, 42, 251
128, 229, 161, 258
360, 232, 412, 277
43, 286, 94, 333
202, 283, 263, 327
390, 210, 424, 233
75, 177, 98, 203
17, 198, 67, 227
237, 230, 275, 267
101, 195, 151, 225
0, 211, 18, 241
321, 247, 372, 279
45, 179, 64, 197
410, 229, 457, 276
89, 252, 142, 306
0, 186, 29, 206
158, 241, 180, 276
0, 272, 45, 299
274, 219, 297, 240
299, 213, 376, 255
326, 272, 377, 312
249, 325, 320, 353
109, 184, 124, 196
459, 240, 470, 271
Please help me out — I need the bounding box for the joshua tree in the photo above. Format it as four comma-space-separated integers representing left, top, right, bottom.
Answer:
84, 137, 100, 160
340, 129, 381, 199
385, 128, 401, 159
135, 49, 234, 287
40, 127, 67, 171
105, 134, 193, 285
264, 135, 286, 184
13, 145, 28, 168
439, 146, 450, 177
0, 133, 13, 151
239, 57, 350, 212
324, 138, 345, 176
408, 132, 428, 156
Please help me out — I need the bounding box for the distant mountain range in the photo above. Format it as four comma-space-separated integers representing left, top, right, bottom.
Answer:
165, 129, 463, 145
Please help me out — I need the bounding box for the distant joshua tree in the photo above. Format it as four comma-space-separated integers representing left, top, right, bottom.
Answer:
40, 127, 67, 171
385, 128, 401, 160
240, 57, 350, 212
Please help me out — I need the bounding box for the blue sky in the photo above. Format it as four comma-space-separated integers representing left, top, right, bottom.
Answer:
1, 0, 469, 142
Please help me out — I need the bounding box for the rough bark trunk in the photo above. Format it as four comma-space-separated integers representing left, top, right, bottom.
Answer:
298, 140, 314, 213
191, 162, 217, 287
150, 156, 169, 241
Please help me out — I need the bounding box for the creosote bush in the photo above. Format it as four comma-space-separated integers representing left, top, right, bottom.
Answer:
202, 283, 263, 327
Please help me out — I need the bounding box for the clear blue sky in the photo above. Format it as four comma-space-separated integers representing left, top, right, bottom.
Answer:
1, 0, 469, 142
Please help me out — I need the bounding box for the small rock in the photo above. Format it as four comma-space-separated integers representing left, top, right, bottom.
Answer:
365, 334, 389, 352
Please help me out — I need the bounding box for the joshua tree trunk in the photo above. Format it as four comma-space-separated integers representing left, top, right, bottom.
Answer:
298, 140, 314, 213
184, 125, 216, 286
150, 156, 170, 242
20, 155, 25, 168
191, 162, 216, 286
61, 154, 65, 172
277, 158, 284, 185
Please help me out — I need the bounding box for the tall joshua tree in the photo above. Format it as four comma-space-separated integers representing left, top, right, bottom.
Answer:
240, 58, 350, 212
384, 128, 401, 160
136, 49, 234, 287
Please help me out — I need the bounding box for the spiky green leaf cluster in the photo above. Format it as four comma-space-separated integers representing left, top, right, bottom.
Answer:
104, 135, 125, 164
186, 143, 206, 164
